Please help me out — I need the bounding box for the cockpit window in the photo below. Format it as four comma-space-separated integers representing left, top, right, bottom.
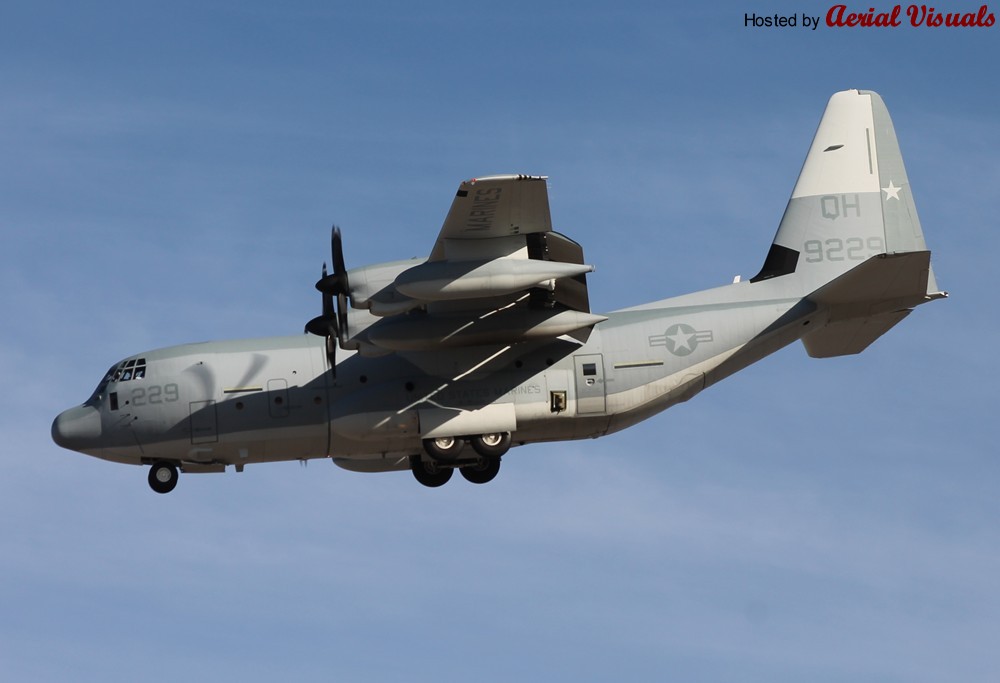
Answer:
110, 358, 146, 383
84, 358, 148, 406
116, 358, 146, 383
85, 364, 119, 406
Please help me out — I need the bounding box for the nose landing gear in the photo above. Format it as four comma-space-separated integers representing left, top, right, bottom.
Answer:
148, 461, 179, 494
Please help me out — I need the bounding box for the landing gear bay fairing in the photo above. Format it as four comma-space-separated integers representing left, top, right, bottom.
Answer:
52, 90, 945, 493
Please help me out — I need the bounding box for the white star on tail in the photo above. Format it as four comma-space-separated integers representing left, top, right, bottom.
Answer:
882, 180, 902, 200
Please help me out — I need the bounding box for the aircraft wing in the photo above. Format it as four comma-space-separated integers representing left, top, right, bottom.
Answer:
344, 175, 604, 353
428, 175, 553, 260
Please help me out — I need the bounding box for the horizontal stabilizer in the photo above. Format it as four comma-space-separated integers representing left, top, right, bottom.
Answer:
808, 251, 934, 315
802, 251, 944, 357
802, 309, 911, 357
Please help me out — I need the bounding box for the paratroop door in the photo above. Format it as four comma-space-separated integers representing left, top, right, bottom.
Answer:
573, 354, 606, 414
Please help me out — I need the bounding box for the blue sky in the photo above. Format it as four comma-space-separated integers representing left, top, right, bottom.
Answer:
2, 2, 997, 681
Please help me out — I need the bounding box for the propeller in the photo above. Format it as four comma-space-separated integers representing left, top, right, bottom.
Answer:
305, 226, 351, 372
317, 226, 349, 300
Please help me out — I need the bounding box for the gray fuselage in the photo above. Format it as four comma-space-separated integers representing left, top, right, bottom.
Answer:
52, 275, 809, 475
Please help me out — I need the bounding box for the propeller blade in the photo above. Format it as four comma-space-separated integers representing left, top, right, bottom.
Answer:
332, 226, 346, 277
337, 292, 349, 346
316, 225, 350, 295
305, 263, 339, 338
324, 329, 337, 376
306, 225, 350, 377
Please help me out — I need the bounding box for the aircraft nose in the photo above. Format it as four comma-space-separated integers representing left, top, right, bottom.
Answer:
52, 406, 102, 451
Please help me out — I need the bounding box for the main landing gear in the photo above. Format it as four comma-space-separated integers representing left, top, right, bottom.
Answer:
459, 455, 501, 484
409, 455, 453, 487
411, 433, 511, 488
148, 461, 179, 494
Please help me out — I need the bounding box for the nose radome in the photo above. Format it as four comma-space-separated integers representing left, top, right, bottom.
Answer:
52, 406, 102, 451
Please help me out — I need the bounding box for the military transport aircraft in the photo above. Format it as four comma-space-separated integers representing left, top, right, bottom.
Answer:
52, 90, 945, 493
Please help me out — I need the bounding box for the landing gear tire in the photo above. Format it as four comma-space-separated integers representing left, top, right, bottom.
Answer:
410, 455, 453, 488
470, 432, 511, 458
148, 461, 178, 494
423, 436, 464, 460
460, 456, 501, 485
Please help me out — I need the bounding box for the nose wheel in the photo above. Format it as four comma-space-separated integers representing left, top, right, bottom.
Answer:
148, 461, 179, 494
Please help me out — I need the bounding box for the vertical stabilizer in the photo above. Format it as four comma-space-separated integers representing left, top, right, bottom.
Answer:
752, 90, 937, 295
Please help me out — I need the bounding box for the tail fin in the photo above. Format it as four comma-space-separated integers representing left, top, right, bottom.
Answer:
751, 90, 946, 355
752, 90, 938, 290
